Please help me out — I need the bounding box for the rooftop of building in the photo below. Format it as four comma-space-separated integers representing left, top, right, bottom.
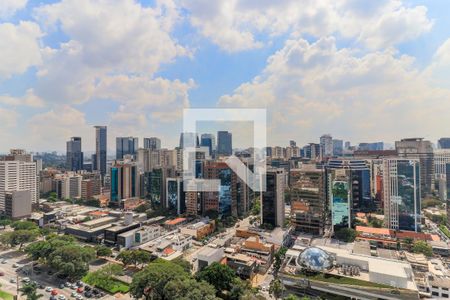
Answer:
164, 217, 187, 226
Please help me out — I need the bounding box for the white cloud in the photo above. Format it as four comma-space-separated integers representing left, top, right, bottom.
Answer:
33, 0, 189, 103
0, 89, 45, 107
0, 21, 42, 78
219, 37, 450, 145
27, 106, 93, 151
424, 38, 450, 88
0, 107, 18, 128
94, 76, 194, 109
0, 0, 27, 19
182, 0, 432, 52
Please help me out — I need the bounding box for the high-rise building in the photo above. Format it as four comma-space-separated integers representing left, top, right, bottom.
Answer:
290, 166, 326, 235
358, 142, 384, 151
66, 137, 83, 171
116, 137, 138, 159
201, 134, 216, 157
217, 131, 232, 156
328, 168, 351, 231
327, 159, 372, 221
395, 138, 434, 197
144, 137, 161, 150
81, 178, 101, 201
446, 164, 450, 224
5, 190, 32, 220
438, 138, 450, 149
332, 139, 343, 156
166, 177, 185, 215
110, 158, 139, 205
179, 132, 199, 149
54, 173, 82, 200
144, 168, 166, 209
434, 149, 450, 176
383, 158, 420, 232
290, 140, 297, 147
0, 155, 37, 211
320, 134, 333, 158
262, 168, 285, 227
94, 126, 107, 176
203, 161, 236, 217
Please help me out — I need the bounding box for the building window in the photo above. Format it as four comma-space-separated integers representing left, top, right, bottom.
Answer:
442, 294, 449, 298
432, 291, 439, 296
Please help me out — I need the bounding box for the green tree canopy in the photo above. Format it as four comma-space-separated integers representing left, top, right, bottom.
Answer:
95, 245, 112, 257
412, 240, 433, 257
334, 228, 358, 243
195, 262, 237, 294
130, 259, 188, 300
164, 278, 218, 300
269, 279, 285, 300
19, 282, 43, 300
11, 220, 38, 231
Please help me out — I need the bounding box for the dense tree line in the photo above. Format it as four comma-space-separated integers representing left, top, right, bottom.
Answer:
130, 260, 260, 300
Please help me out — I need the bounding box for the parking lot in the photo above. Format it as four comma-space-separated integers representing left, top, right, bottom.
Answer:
0, 250, 110, 300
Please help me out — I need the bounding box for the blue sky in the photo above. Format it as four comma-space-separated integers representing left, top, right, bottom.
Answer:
0, 0, 450, 153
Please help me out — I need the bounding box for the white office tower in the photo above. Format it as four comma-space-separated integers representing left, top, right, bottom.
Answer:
0, 160, 37, 211
320, 134, 333, 158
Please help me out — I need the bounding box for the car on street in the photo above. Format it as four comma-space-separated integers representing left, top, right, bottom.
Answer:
51, 290, 58, 296
59, 284, 65, 289
10, 278, 16, 283
1, 259, 7, 264
0, 271, 4, 276
58, 295, 67, 300
45, 287, 53, 292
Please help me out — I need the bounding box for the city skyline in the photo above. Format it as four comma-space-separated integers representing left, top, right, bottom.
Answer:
0, 0, 450, 152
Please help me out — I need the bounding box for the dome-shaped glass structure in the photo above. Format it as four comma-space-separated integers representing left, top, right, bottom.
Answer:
296, 247, 334, 272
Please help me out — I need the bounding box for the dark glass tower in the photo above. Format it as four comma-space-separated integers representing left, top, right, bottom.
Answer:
217, 131, 232, 156
66, 137, 83, 171
116, 137, 138, 159
94, 126, 107, 176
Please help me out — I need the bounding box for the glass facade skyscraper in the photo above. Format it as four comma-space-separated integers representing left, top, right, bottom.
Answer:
66, 137, 83, 171
383, 158, 421, 232
144, 137, 161, 150
116, 137, 138, 159
94, 126, 107, 176
217, 131, 232, 156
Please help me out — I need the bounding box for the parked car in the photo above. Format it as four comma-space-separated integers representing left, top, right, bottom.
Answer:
45, 287, 53, 292
0, 272, 4, 276
51, 290, 58, 296
10, 278, 16, 283
58, 295, 67, 300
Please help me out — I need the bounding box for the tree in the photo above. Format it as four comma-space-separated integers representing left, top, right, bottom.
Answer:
85, 264, 124, 288
172, 257, 192, 273
251, 200, 261, 215
84, 199, 101, 207
274, 247, 288, 274
412, 240, 433, 257
195, 262, 237, 294
334, 228, 358, 243
284, 295, 300, 300
11, 220, 38, 231
95, 245, 112, 257
0, 217, 11, 229
0, 229, 39, 249
134, 202, 151, 213
19, 282, 43, 300
164, 278, 218, 300
130, 259, 188, 300
48, 244, 96, 279
117, 250, 134, 267
134, 250, 152, 267
269, 279, 285, 300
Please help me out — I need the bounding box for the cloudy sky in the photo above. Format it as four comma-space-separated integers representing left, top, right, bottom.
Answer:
0, 0, 449, 153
